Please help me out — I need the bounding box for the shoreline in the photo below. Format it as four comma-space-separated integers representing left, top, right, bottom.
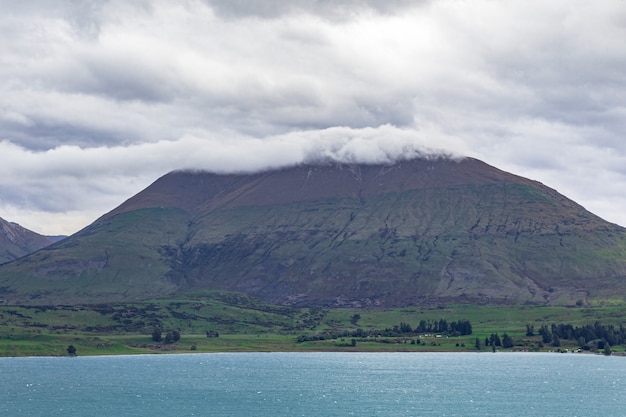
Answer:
2, 347, 624, 359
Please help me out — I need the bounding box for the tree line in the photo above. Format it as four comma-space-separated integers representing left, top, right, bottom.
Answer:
473, 333, 515, 351
297, 319, 472, 343
149, 328, 220, 344
530, 321, 626, 349
473, 321, 624, 352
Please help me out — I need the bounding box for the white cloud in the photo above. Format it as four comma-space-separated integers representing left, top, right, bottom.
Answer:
0, 124, 469, 233
1, 0, 626, 233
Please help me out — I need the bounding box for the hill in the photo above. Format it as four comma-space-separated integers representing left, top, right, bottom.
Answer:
1, 157, 625, 307
0, 217, 55, 264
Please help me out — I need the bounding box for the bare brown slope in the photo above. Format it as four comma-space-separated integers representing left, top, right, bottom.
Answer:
104, 158, 544, 217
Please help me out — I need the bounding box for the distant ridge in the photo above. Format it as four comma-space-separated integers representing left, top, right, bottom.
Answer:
0, 217, 55, 264
46, 235, 67, 243
1, 157, 625, 307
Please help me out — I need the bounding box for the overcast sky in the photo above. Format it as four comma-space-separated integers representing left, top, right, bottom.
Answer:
1, 0, 626, 235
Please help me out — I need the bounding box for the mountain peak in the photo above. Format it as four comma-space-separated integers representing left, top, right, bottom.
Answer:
1, 157, 625, 307
104, 157, 541, 218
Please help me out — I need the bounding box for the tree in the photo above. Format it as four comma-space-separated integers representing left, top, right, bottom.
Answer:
450, 319, 473, 336
489, 333, 501, 347
462, 320, 473, 336
438, 319, 448, 334
165, 330, 181, 344
152, 328, 162, 342
66, 345, 77, 356
475, 337, 481, 350
417, 320, 427, 333
539, 325, 552, 344
502, 333, 514, 348
525, 324, 535, 336
603, 344, 612, 356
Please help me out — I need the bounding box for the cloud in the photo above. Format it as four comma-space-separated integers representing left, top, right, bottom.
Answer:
203, 0, 426, 20
1, 0, 626, 234
0, 125, 467, 234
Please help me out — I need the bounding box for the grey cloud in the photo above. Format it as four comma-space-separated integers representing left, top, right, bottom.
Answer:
1, 124, 124, 151
0, 0, 433, 149
1, 0, 626, 233
74, 55, 178, 103
0, 0, 108, 39
0, 183, 76, 214
203, 0, 425, 20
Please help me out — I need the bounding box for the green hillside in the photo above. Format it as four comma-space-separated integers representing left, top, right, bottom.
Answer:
0, 207, 188, 305
0, 158, 625, 307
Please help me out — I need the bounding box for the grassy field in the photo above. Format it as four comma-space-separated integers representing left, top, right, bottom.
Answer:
1, 292, 624, 356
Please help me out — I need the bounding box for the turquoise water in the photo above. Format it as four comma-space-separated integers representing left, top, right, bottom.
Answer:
1, 352, 624, 416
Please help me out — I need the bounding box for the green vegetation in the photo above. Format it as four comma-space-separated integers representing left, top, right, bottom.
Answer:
1, 292, 624, 356
3, 160, 626, 309
0, 207, 190, 305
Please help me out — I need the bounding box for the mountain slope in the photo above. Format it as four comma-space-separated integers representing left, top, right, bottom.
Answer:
1, 157, 625, 306
0, 217, 55, 264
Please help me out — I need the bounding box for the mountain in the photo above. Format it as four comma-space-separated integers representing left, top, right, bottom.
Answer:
0, 217, 55, 264
46, 235, 68, 243
1, 157, 625, 307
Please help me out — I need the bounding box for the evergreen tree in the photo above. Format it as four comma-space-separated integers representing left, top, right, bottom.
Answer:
502, 333, 514, 348
152, 328, 162, 342
417, 320, 427, 333
489, 333, 502, 347
539, 325, 552, 344
438, 319, 448, 334
66, 345, 77, 356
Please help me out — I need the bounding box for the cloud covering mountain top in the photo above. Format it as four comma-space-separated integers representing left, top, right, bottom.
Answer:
1, 0, 626, 234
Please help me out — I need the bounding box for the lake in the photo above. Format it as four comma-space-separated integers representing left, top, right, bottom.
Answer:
1, 352, 624, 416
